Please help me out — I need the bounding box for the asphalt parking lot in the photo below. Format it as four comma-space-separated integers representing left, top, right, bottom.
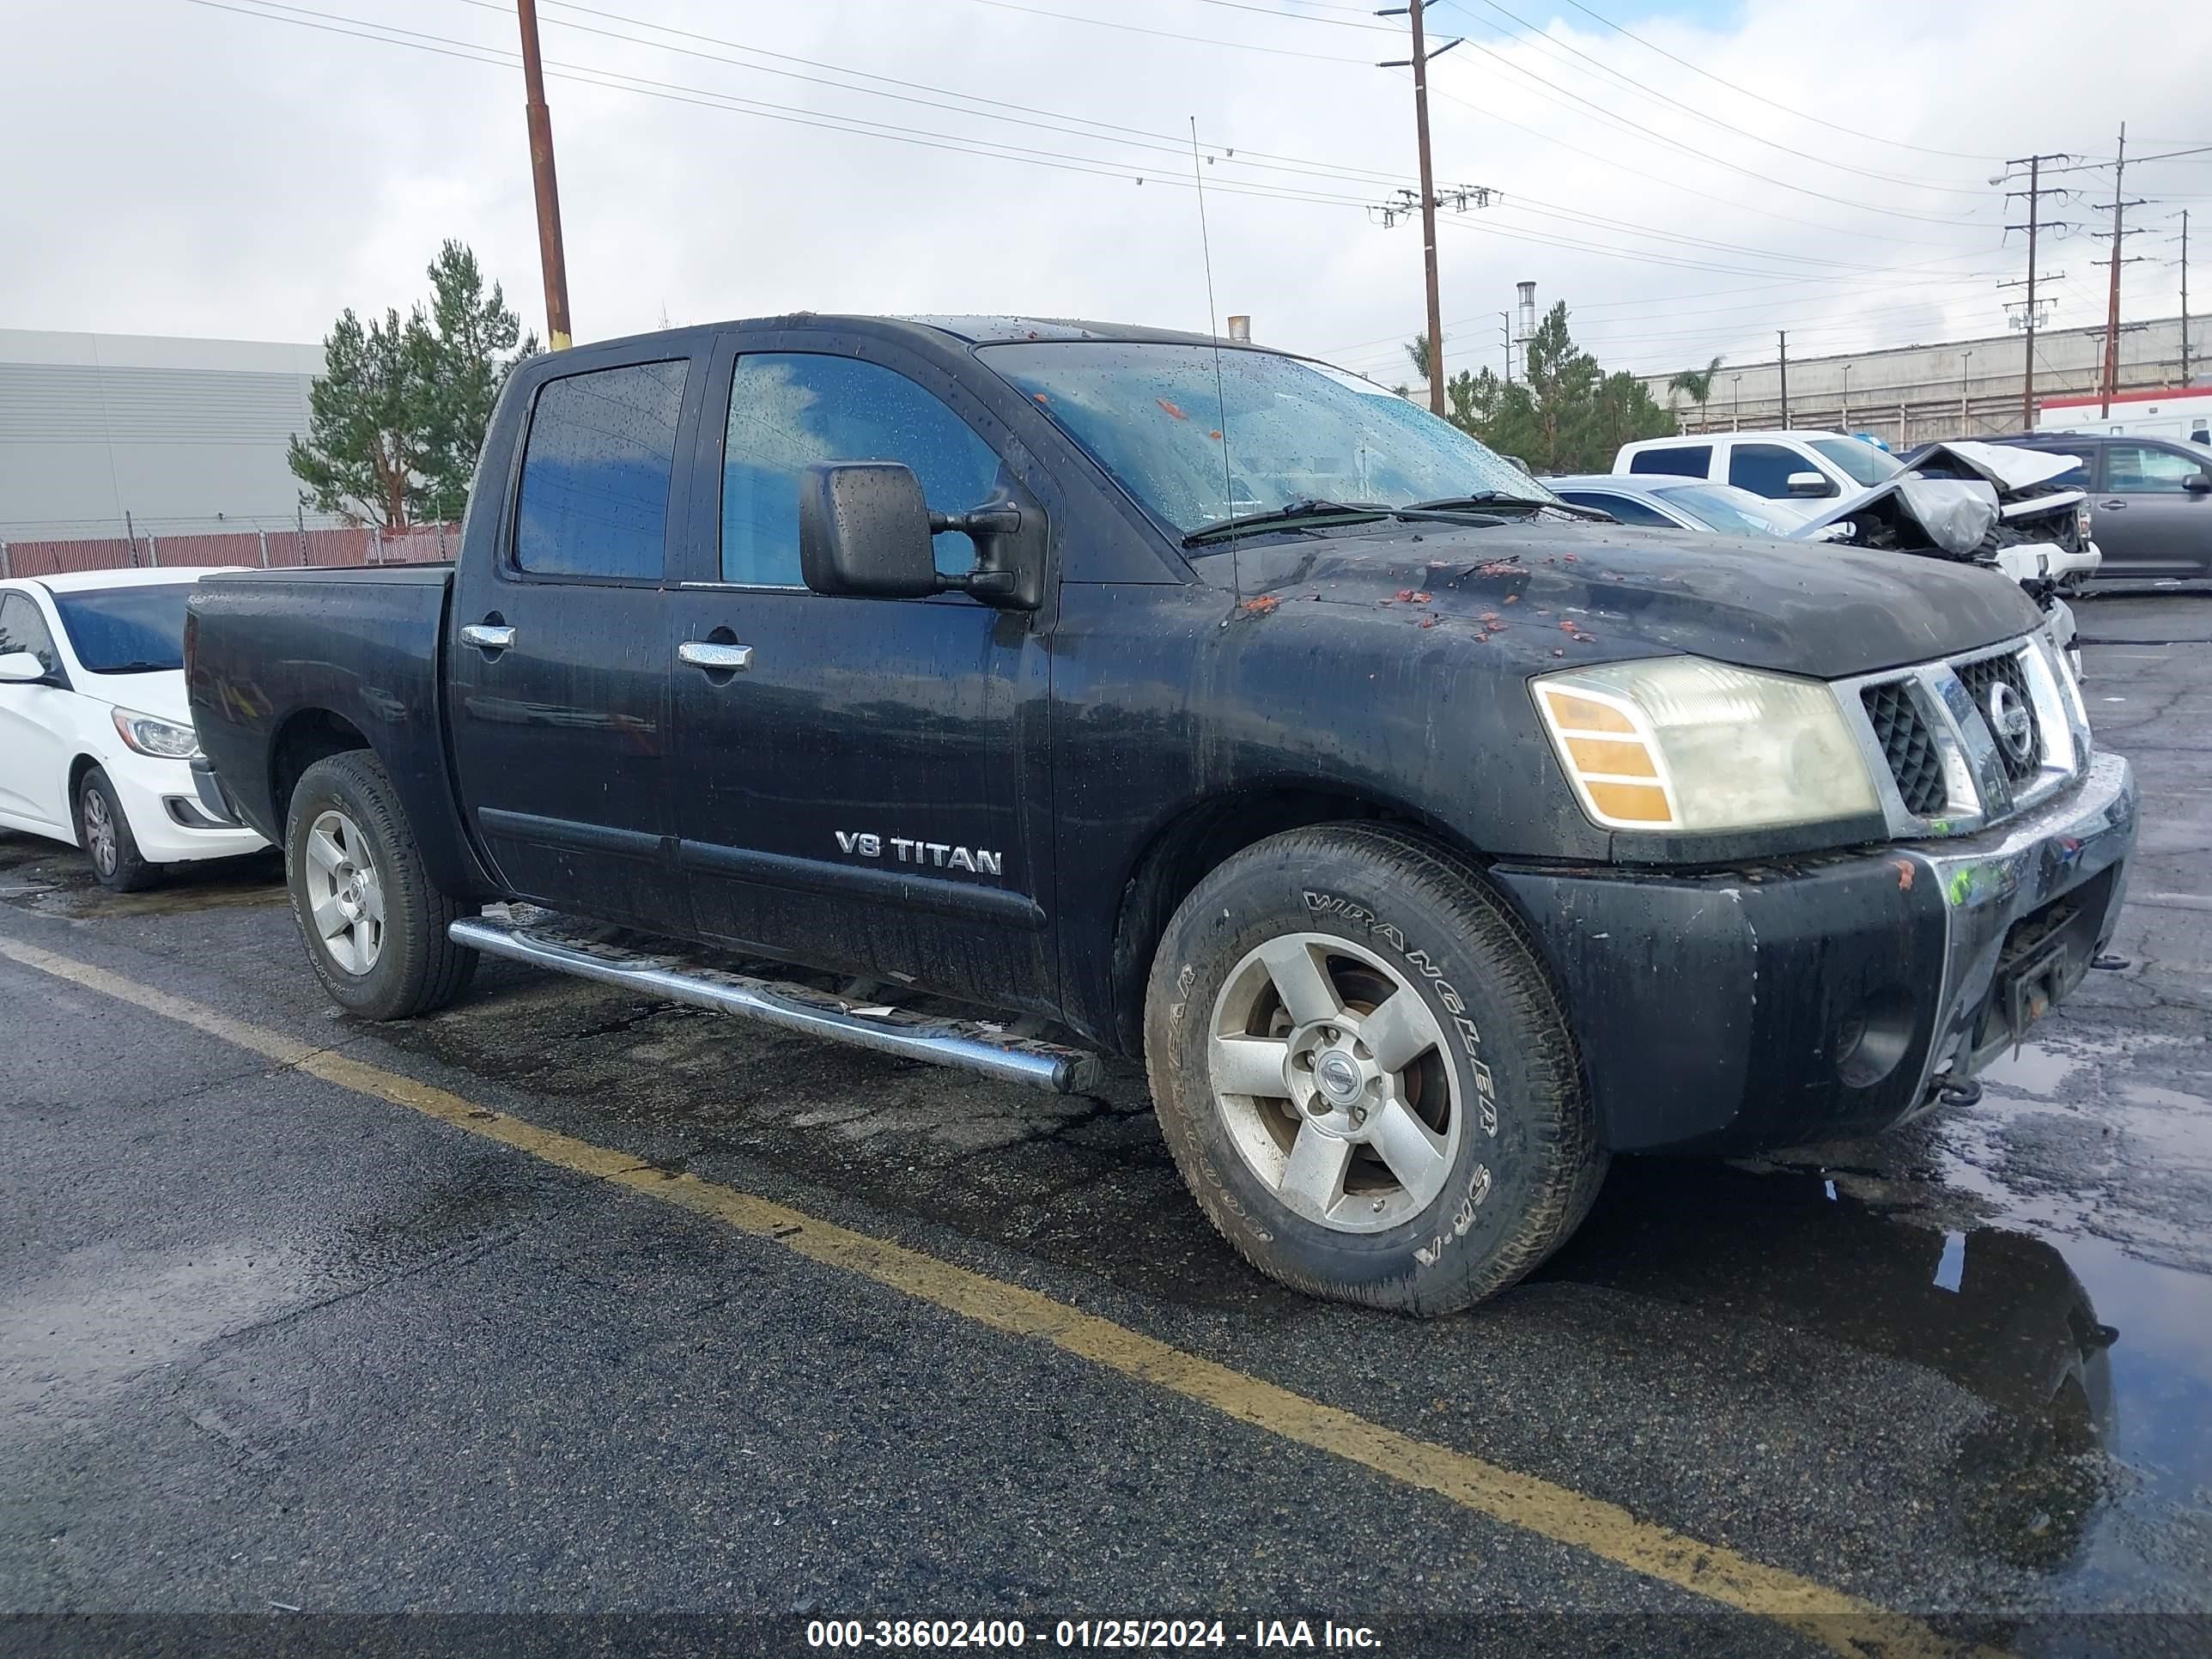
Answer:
3, 595, 2209, 1658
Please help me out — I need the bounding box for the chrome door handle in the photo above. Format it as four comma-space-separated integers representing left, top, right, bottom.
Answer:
678, 641, 753, 672
460, 623, 516, 649
2100, 500, 2126, 510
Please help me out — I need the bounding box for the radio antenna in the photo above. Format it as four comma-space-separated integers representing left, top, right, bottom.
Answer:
1190, 116, 1240, 589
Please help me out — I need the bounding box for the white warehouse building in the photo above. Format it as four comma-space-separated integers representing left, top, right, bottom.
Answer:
0, 327, 340, 544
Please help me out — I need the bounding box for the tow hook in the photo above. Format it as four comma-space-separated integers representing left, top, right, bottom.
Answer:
2091, 953, 2130, 971
1936, 1078, 1984, 1109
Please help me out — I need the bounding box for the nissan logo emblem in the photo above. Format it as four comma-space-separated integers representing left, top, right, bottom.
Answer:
1984, 681, 2033, 762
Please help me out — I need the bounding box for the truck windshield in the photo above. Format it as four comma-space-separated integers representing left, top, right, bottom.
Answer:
50, 584, 194, 673
978, 341, 1554, 538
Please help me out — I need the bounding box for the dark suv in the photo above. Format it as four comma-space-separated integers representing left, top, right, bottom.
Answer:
1972, 432, 2212, 583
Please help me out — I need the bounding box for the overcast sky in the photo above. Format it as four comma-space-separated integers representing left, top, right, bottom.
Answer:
4, 0, 2207, 384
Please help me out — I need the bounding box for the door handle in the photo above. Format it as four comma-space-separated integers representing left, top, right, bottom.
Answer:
460, 623, 517, 650
2100, 500, 2126, 510
678, 641, 754, 672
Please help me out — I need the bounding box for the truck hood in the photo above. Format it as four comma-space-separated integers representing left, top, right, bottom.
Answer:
1225, 520, 2041, 679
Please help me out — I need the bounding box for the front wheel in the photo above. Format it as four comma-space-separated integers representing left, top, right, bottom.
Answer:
286, 750, 477, 1020
78, 766, 159, 892
1145, 823, 1606, 1315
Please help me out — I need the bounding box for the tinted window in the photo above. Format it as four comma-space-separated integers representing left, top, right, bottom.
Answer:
2106, 442, 2206, 493
1559, 491, 1673, 526
1729, 442, 1826, 498
514, 360, 688, 579
720, 354, 1006, 586
0, 592, 60, 674
49, 585, 195, 672
1627, 445, 1711, 479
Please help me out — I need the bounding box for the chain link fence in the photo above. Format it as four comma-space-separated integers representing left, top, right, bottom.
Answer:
0, 523, 461, 580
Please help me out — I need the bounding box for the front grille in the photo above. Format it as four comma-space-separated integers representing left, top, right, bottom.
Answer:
1862, 682, 1948, 817
1954, 650, 2043, 784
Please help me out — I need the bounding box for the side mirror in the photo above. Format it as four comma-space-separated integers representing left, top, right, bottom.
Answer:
798, 462, 1041, 610
2185, 471, 2212, 494
1786, 471, 1836, 497
0, 651, 49, 684
798, 462, 939, 599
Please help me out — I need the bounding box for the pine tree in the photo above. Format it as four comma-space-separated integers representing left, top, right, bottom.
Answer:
289, 241, 538, 528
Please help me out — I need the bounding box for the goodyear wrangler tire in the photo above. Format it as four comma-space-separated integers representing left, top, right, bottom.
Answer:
1145, 823, 1604, 1315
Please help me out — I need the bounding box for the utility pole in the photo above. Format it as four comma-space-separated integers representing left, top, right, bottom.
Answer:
1499, 311, 1512, 385
1777, 331, 1789, 427
516, 0, 574, 349
1999, 152, 2071, 429
2179, 209, 2193, 386
2093, 123, 2148, 416
1377, 4, 1461, 417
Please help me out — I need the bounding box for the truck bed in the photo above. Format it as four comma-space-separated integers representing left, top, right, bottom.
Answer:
185, 563, 492, 899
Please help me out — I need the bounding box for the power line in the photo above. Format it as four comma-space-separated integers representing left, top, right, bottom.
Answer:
183, 0, 1398, 209
1425, 46, 1987, 228
489, 0, 1436, 197
951, 0, 1370, 62
1546, 0, 1999, 162
1437, 0, 1990, 194
1414, 72, 1973, 248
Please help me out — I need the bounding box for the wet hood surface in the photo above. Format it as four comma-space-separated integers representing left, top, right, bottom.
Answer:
1228, 519, 2045, 679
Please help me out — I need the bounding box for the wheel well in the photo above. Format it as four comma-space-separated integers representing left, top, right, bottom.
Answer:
270, 710, 370, 830
1107, 788, 1485, 1056
67, 754, 102, 836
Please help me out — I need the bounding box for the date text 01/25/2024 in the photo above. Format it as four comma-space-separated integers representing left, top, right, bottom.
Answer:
804, 1618, 1382, 1650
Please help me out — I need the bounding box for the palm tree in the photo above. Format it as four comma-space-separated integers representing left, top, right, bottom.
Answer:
1406, 331, 1437, 381
1666, 355, 1724, 432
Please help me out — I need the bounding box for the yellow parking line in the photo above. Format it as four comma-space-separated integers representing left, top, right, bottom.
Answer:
1, 933, 1992, 1659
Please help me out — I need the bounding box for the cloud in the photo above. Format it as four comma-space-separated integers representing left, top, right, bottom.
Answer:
2, 0, 2203, 385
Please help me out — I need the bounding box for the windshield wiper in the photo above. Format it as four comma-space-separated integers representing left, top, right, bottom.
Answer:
92, 660, 178, 674
1182, 496, 1510, 546
1407, 492, 1614, 522
1182, 498, 1389, 545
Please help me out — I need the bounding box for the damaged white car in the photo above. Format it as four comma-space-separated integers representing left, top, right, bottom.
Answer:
1790, 441, 2094, 680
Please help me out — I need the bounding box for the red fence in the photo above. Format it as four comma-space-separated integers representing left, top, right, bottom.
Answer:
0, 524, 461, 580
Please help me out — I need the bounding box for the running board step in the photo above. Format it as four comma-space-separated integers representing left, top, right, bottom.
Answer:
448, 911, 1102, 1095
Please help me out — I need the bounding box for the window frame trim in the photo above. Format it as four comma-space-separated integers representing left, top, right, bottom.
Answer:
686, 330, 1031, 594
497, 350, 704, 591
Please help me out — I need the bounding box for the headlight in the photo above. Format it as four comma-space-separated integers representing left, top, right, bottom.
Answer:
111, 707, 201, 759
1533, 657, 1879, 833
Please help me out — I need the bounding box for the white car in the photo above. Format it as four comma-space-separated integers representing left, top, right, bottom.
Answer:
0, 568, 269, 890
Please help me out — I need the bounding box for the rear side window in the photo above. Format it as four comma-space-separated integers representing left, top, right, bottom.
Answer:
1627, 444, 1711, 479
1560, 491, 1672, 526
514, 360, 689, 580
1729, 442, 1825, 499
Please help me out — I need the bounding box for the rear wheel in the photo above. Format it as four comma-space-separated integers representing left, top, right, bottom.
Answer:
286, 750, 477, 1019
77, 767, 159, 892
1145, 823, 1606, 1315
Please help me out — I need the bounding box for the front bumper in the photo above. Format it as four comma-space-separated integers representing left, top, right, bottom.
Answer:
108, 754, 270, 864
1490, 750, 2136, 1153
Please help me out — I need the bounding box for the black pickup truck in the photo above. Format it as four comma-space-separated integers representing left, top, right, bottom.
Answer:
185, 315, 2136, 1313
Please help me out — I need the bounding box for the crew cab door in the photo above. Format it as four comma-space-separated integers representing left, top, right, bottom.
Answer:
663, 333, 1056, 1014
447, 345, 707, 932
